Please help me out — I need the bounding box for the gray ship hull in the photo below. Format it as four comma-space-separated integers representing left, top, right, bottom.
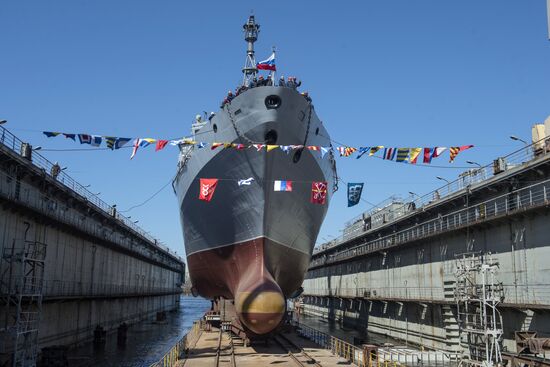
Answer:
173, 86, 336, 333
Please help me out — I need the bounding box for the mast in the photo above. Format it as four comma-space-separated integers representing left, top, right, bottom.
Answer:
242, 15, 260, 86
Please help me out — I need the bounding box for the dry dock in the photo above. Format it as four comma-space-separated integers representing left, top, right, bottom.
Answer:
301, 133, 550, 366
0, 126, 185, 365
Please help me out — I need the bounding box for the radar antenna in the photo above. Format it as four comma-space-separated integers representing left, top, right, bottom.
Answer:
242, 15, 260, 86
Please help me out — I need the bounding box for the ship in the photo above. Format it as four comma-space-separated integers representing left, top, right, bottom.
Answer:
173, 15, 337, 335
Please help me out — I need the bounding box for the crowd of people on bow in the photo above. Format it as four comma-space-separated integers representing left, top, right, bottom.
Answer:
220, 75, 309, 108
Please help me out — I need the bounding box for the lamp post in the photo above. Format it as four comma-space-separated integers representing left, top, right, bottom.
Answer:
436, 176, 451, 195
466, 161, 482, 168
0, 120, 7, 125
408, 191, 420, 199
510, 135, 528, 145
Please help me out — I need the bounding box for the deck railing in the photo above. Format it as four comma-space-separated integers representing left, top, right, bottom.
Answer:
0, 126, 181, 262
294, 321, 461, 367
310, 178, 550, 269
316, 138, 550, 255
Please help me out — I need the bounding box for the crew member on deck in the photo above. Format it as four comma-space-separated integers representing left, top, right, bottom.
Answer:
301, 91, 312, 102
220, 90, 234, 108
250, 77, 258, 88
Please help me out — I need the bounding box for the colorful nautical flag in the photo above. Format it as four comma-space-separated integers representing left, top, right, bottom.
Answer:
307, 146, 320, 152
211, 142, 223, 150
197, 142, 206, 149
266, 145, 279, 152
238, 177, 254, 186
273, 180, 292, 192
130, 139, 141, 159
432, 147, 447, 158
409, 148, 422, 164
396, 148, 410, 162
383, 147, 396, 160
114, 138, 131, 149
311, 181, 328, 204
423, 148, 435, 164
356, 147, 370, 159
347, 182, 364, 207
199, 178, 219, 202
369, 146, 384, 156
63, 133, 76, 141
280, 145, 292, 154
78, 134, 92, 144
223, 143, 233, 149
337, 146, 357, 157
256, 52, 276, 71
252, 144, 265, 152
91, 135, 102, 147
320, 147, 330, 159
43, 132, 60, 138
170, 138, 194, 146
234, 144, 246, 150
449, 145, 474, 162
140, 138, 156, 147
105, 137, 117, 150
155, 140, 169, 151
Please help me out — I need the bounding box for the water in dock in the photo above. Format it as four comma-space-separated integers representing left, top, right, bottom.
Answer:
68, 296, 210, 366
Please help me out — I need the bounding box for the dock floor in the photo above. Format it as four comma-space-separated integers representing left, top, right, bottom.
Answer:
184, 327, 352, 367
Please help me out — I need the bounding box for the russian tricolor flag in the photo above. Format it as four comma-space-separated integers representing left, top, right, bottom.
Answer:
257, 53, 276, 71
273, 180, 292, 192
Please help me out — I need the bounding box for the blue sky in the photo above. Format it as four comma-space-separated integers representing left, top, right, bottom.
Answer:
1, 1, 549, 257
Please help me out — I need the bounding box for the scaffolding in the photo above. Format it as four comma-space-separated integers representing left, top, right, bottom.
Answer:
454, 252, 504, 367
0, 240, 47, 367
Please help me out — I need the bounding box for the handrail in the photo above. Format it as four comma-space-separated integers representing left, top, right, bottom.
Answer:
293, 321, 461, 367
0, 126, 182, 262
315, 136, 550, 255
310, 177, 550, 269
0, 168, 182, 271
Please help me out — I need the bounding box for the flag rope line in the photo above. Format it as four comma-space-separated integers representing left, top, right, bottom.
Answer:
119, 175, 176, 213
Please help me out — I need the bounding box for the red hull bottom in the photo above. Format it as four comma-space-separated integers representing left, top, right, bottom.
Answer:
187, 237, 309, 334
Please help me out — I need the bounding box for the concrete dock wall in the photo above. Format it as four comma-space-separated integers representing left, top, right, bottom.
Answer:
0, 128, 185, 358
302, 152, 550, 354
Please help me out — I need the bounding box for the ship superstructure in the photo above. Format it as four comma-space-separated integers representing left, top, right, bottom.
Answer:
173, 15, 337, 335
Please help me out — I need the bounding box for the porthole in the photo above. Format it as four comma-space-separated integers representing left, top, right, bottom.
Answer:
213, 124, 218, 133
265, 95, 281, 109
264, 130, 278, 144
293, 148, 303, 163
315, 127, 319, 135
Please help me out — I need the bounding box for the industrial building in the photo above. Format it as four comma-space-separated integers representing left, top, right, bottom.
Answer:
0, 126, 185, 365
302, 120, 550, 366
